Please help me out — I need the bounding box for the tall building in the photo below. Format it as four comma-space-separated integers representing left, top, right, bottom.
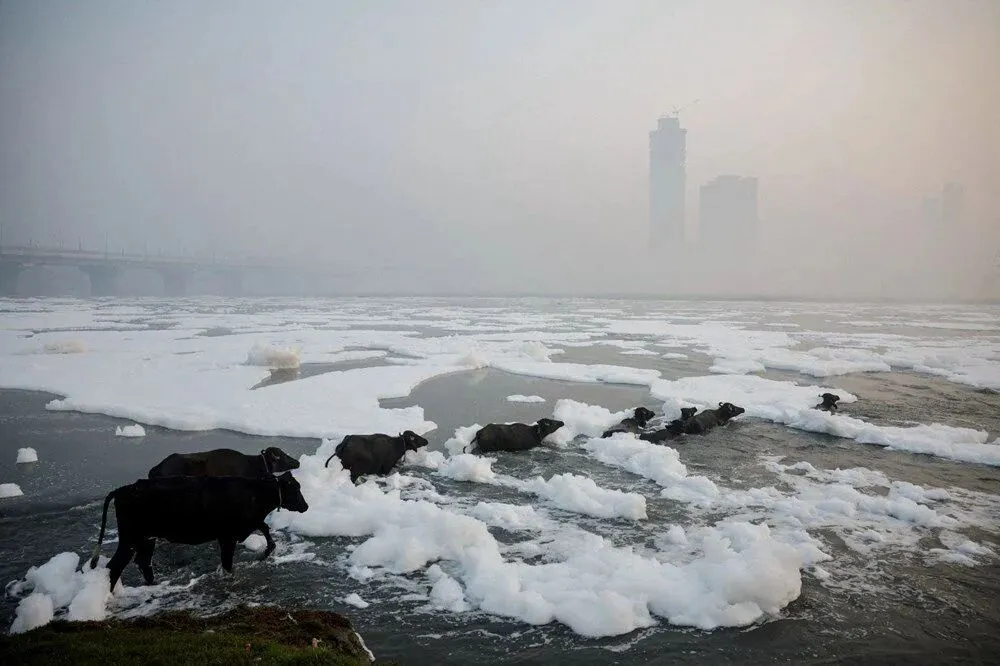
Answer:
941, 182, 964, 227
698, 175, 758, 251
649, 116, 687, 247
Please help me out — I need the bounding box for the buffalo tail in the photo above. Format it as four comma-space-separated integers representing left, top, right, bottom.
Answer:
89, 489, 115, 569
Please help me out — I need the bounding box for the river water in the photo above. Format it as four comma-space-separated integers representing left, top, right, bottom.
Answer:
1, 297, 998, 663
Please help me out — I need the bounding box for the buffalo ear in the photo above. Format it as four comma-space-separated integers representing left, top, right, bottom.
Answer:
719, 402, 724, 407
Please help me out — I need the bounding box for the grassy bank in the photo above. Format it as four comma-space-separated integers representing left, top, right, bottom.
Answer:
0, 605, 377, 665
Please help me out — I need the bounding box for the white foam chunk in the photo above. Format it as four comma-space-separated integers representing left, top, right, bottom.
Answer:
16, 447, 38, 463
343, 593, 370, 609
43, 340, 87, 354
549, 399, 632, 445
246, 343, 301, 369
242, 534, 267, 552
9, 552, 111, 633
9, 593, 54, 634
506, 394, 546, 403
114, 424, 146, 437
518, 473, 647, 520
581, 435, 720, 504
1, 482, 24, 498
271, 455, 804, 636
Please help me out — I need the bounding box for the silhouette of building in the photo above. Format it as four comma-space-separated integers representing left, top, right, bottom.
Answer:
698, 175, 758, 252
649, 116, 687, 247
942, 182, 964, 227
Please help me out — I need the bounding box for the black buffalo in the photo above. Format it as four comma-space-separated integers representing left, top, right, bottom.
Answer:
148, 447, 299, 479
89, 472, 308, 589
815, 393, 841, 412
325, 430, 429, 483
639, 407, 698, 444
601, 407, 657, 438
682, 402, 745, 434
470, 418, 565, 453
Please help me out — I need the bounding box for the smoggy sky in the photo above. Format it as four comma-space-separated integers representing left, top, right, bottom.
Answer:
1, 0, 998, 297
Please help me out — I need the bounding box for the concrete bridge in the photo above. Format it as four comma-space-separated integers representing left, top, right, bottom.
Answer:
0, 245, 290, 296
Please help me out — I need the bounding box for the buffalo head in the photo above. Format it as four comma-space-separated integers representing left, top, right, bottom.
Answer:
633, 407, 656, 426
533, 418, 565, 441
276, 471, 309, 512
263, 447, 300, 473
717, 402, 746, 421
402, 430, 429, 451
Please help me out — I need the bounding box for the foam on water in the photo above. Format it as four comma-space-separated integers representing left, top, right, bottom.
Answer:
114, 424, 146, 437
16, 447, 38, 463
1, 483, 23, 498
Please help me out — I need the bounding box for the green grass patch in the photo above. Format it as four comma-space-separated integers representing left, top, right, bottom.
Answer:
0, 605, 378, 665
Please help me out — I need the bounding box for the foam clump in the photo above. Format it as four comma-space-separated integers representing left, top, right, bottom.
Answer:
506, 394, 546, 403
271, 453, 805, 636
246, 343, 301, 370
43, 340, 87, 354
581, 435, 720, 504
16, 447, 38, 463
343, 593, 370, 609
8, 552, 110, 633
1, 483, 24, 498
242, 534, 267, 552
549, 399, 630, 445
518, 473, 647, 520
114, 424, 146, 437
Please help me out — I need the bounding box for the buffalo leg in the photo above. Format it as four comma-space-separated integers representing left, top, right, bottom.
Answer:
219, 538, 236, 573
107, 542, 137, 591
134, 538, 156, 585
257, 523, 276, 560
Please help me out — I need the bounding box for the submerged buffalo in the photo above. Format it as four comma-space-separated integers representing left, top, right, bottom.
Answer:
325, 431, 429, 483
90, 472, 308, 589
639, 407, 698, 444
682, 402, 745, 435
148, 447, 300, 479
601, 407, 657, 438
815, 393, 841, 413
470, 418, 565, 453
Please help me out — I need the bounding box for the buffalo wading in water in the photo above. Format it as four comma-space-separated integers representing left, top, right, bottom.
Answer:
639, 407, 699, 444
470, 418, 565, 453
148, 447, 300, 479
325, 430, 429, 483
89, 472, 308, 590
815, 393, 841, 412
682, 402, 746, 435
601, 407, 657, 438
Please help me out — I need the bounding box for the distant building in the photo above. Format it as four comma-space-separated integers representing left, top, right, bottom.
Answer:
942, 182, 964, 227
922, 196, 941, 228
649, 116, 687, 247
698, 175, 758, 252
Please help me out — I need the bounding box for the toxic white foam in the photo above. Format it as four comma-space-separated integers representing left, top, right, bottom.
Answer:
7, 552, 111, 634
650, 374, 1000, 466
271, 452, 806, 636
506, 394, 546, 403
246, 343, 301, 370
1, 483, 24, 498
16, 447, 38, 463
114, 424, 146, 438
581, 434, 720, 504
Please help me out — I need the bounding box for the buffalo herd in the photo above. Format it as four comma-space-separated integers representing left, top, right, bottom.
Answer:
89, 393, 842, 585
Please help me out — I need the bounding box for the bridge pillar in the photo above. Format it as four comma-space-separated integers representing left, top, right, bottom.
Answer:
218, 269, 243, 297
158, 267, 189, 297
0, 262, 22, 296
81, 265, 118, 297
